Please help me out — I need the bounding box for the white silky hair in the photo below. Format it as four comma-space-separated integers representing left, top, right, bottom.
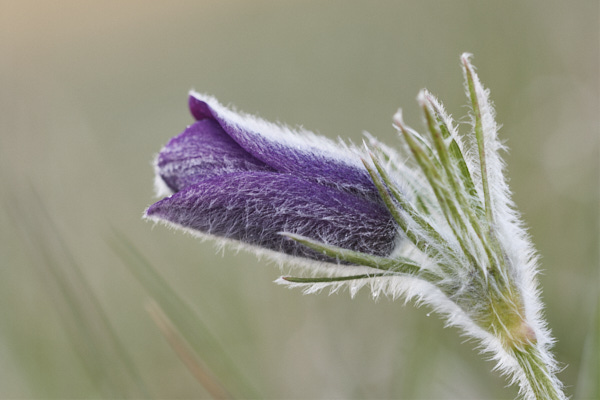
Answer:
144, 210, 382, 279
189, 90, 368, 172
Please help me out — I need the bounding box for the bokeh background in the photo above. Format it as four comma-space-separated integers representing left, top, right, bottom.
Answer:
1, 1, 598, 399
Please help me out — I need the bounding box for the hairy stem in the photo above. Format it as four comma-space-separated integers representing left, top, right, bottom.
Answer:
512, 345, 564, 400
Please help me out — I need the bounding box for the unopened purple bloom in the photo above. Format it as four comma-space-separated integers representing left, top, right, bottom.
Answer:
146, 92, 398, 262
144, 57, 567, 399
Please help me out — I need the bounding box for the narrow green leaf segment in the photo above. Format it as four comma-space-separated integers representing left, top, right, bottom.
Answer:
425, 94, 483, 216
282, 273, 389, 284
368, 154, 445, 251
281, 233, 426, 278
462, 54, 494, 227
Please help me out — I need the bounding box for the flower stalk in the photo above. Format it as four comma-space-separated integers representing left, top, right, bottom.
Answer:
146, 53, 565, 399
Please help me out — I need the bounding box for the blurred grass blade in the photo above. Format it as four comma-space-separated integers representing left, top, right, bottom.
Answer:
4, 190, 150, 398
574, 296, 599, 399
146, 300, 232, 400
109, 231, 261, 399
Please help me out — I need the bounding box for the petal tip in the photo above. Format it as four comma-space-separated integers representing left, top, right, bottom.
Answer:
144, 203, 159, 218
188, 91, 213, 121
144, 196, 172, 220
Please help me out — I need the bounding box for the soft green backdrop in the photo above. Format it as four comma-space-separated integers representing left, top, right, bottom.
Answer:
1, 1, 597, 399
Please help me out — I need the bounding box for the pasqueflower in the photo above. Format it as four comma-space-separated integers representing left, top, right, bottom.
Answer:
146, 92, 398, 263
145, 54, 565, 400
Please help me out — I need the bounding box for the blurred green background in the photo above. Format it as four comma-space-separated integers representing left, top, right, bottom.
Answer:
1, 1, 597, 399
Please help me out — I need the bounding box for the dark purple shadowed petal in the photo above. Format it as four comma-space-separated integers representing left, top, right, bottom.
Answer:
146, 172, 397, 261
156, 119, 275, 192
188, 93, 380, 201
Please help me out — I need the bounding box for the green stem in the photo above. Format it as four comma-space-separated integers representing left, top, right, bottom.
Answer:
512, 345, 565, 400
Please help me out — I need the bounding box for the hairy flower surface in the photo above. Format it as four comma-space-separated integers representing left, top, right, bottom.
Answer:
145, 55, 565, 400
146, 93, 398, 262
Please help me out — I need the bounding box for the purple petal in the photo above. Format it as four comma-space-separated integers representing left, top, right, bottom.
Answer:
156, 119, 274, 192
189, 92, 379, 200
146, 172, 397, 261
